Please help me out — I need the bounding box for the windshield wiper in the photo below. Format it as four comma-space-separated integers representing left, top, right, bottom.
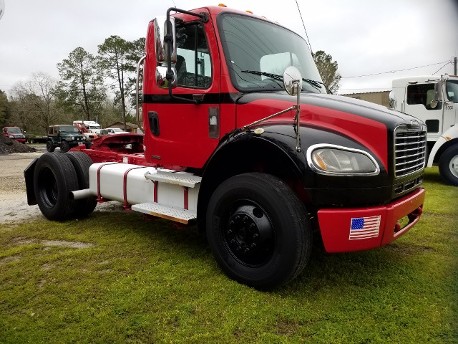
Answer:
243, 70, 324, 92
241, 70, 284, 88
242, 70, 284, 81
302, 78, 324, 90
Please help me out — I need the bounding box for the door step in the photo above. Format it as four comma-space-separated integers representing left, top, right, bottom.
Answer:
131, 202, 197, 224
144, 170, 202, 188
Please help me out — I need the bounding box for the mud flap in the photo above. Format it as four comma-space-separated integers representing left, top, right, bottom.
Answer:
24, 158, 38, 205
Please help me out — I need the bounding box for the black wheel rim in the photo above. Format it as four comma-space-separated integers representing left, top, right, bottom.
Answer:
223, 202, 275, 267
37, 167, 58, 208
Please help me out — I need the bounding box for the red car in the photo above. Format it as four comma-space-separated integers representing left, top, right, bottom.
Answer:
2, 127, 26, 144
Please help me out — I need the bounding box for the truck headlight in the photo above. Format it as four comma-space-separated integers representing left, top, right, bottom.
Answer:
70, 136, 75, 140
307, 144, 380, 176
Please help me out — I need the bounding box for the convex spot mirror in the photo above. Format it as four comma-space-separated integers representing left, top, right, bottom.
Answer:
283, 66, 302, 96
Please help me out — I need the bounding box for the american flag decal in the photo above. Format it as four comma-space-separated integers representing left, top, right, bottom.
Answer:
349, 215, 381, 240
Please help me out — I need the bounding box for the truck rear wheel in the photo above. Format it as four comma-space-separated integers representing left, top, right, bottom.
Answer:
206, 173, 312, 289
439, 145, 458, 186
60, 140, 70, 152
46, 141, 55, 152
66, 152, 97, 218
33, 152, 79, 221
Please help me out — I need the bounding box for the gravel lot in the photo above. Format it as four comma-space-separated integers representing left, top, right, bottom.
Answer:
0, 152, 44, 224
0, 148, 122, 225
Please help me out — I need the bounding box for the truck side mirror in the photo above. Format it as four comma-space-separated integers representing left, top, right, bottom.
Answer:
426, 87, 439, 109
152, 17, 178, 89
164, 17, 177, 65
153, 18, 165, 63
152, 16, 177, 64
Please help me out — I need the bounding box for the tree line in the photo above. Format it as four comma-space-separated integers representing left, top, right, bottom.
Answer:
0, 36, 145, 135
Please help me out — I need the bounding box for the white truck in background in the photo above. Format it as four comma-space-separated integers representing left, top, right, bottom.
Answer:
73, 120, 101, 141
389, 74, 458, 185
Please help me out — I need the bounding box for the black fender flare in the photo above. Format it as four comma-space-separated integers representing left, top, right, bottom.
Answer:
197, 131, 306, 231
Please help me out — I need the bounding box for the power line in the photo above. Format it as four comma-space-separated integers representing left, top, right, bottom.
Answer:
294, 0, 312, 53
432, 61, 452, 75
342, 60, 451, 79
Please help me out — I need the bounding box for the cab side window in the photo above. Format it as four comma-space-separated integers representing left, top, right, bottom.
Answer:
176, 23, 212, 88
406, 83, 441, 110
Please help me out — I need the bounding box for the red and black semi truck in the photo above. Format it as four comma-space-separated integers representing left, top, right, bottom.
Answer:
25, 5, 426, 289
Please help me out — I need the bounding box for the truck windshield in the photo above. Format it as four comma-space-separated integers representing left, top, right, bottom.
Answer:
7, 127, 21, 134
446, 80, 458, 103
218, 13, 325, 94
60, 126, 79, 133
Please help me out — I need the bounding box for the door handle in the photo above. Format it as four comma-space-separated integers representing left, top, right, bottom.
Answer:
148, 111, 160, 136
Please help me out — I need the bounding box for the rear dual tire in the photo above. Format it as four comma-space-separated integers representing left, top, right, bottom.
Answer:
34, 152, 96, 221
34, 153, 78, 221
66, 152, 97, 218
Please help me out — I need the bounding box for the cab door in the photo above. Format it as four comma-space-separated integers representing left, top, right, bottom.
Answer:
405, 82, 443, 142
143, 15, 222, 170
443, 79, 458, 131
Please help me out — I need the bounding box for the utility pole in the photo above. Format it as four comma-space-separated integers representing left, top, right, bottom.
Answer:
454, 56, 457, 75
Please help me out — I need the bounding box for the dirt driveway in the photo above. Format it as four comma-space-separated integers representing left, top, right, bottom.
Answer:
0, 150, 121, 225
0, 152, 44, 224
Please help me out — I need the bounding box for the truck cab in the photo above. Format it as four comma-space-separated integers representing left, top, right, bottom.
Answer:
390, 75, 458, 185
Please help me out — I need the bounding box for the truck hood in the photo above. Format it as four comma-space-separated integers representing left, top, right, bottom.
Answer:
236, 92, 418, 128
235, 92, 425, 171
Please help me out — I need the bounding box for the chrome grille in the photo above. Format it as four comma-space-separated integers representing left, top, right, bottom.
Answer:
394, 127, 427, 178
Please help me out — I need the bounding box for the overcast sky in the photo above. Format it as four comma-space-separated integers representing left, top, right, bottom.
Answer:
0, 0, 457, 95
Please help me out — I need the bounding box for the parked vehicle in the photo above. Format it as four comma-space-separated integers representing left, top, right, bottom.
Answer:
2, 126, 26, 143
46, 125, 89, 152
73, 120, 101, 141
25, 134, 48, 144
106, 128, 128, 134
389, 74, 458, 185
25, 5, 426, 289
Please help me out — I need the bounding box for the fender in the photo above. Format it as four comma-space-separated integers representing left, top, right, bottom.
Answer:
197, 128, 306, 231
427, 125, 458, 167
199, 128, 305, 195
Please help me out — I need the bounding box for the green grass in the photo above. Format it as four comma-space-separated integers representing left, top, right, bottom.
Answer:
1, 167, 457, 343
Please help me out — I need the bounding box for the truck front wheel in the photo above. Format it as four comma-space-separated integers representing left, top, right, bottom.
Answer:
33, 153, 79, 221
206, 173, 312, 289
439, 145, 458, 186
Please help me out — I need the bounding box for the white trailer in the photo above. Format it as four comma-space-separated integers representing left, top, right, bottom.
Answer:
389, 74, 458, 185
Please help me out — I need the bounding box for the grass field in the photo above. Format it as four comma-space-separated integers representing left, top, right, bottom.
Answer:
1, 167, 457, 343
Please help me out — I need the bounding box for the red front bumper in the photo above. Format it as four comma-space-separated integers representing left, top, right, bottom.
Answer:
317, 188, 425, 253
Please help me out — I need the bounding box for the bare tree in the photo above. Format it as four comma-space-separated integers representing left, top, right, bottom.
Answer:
9, 73, 60, 134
